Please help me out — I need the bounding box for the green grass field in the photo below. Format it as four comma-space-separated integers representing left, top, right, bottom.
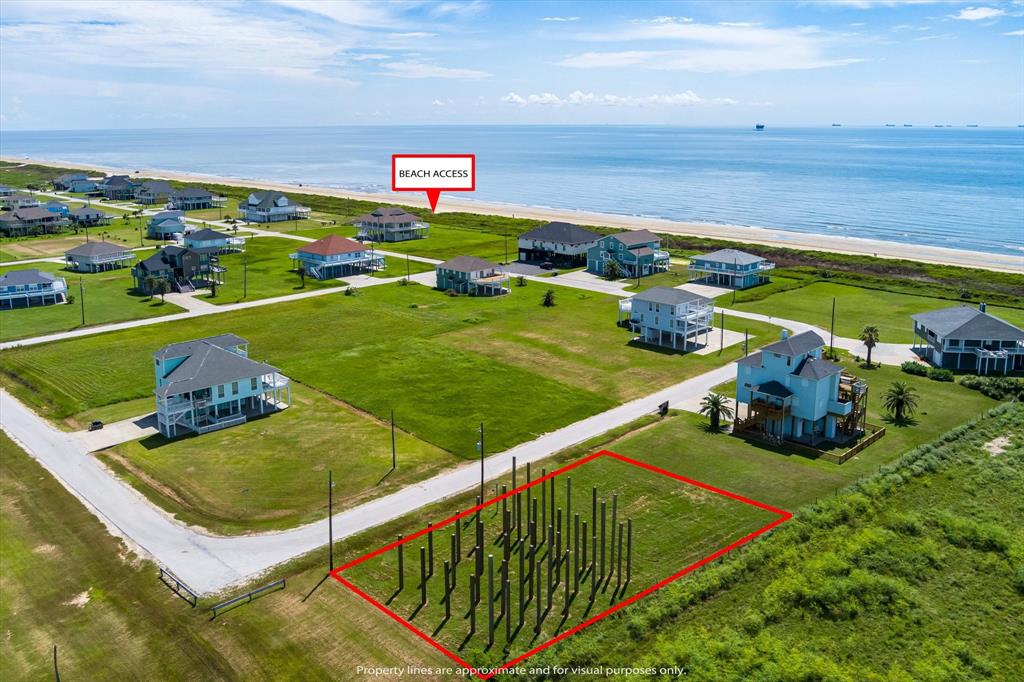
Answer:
291, 223, 510, 264
0, 260, 182, 342
0, 210, 165, 262
727, 280, 1024, 343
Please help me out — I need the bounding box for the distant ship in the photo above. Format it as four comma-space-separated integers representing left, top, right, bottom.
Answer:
967, 124, 979, 128
754, 123, 765, 130
885, 123, 896, 127
934, 124, 944, 128
831, 123, 842, 127
904, 124, 913, 127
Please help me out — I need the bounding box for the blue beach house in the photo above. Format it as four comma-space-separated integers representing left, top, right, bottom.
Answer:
184, 228, 244, 253
735, 330, 867, 445
289, 235, 384, 278
147, 210, 188, 239
153, 334, 291, 438
586, 230, 670, 278
41, 200, 70, 217
688, 249, 774, 289
435, 256, 510, 296
618, 286, 714, 350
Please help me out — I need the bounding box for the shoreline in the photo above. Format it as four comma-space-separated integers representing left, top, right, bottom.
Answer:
4, 155, 1022, 274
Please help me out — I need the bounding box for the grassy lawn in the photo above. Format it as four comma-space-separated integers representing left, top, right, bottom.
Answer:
0, 431, 454, 682
622, 264, 694, 292
98, 384, 459, 534
727, 280, 1024, 343
370, 256, 436, 279
528, 404, 1024, 679
293, 223, 510, 264
199, 236, 346, 305
0, 211, 163, 262
0, 260, 182, 342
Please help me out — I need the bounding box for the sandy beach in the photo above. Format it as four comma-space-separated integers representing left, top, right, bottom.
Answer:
5, 156, 1022, 274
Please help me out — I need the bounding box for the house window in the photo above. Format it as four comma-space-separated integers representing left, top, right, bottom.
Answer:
251, 377, 258, 391
217, 385, 225, 398
231, 381, 239, 394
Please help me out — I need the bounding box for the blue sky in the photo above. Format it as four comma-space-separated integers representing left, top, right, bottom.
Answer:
1, 0, 1021, 130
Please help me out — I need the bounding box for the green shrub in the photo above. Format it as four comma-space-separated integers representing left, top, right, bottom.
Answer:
959, 375, 1024, 401
901, 361, 928, 376
926, 367, 954, 382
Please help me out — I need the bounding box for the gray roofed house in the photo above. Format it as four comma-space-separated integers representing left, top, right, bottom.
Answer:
153, 335, 291, 438
912, 302, 1024, 375
64, 241, 135, 273
0, 206, 68, 235
0, 192, 41, 209
688, 248, 775, 290
0, 268, 68, 308
147, 210, 187, 239
620, 286, 715, 350
435, 256, 510, 296
761, 330, 826, 357
611, 229, 661, 247
169, 186, 220, 211
354, 206, 429, 242
517, 222, 601, 265
69, 205, 112, 226
99, 175, 139, 200
0, 184, 14, 196
586, 229, 670, 278
134, 180, 174, 205
238, 191, 309, 223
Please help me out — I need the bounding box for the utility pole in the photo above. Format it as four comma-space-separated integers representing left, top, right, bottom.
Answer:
720, 310, 725, 352
478, 422, 485, 503
243, 255, 248, 299
79, 278, 85, 326
406, 254, 410, 282
732, 257, 738, 305
53, 644, 60, 682
328, 470, 335, 570
829, 297, 836, 356
504, 231, 509, 264
391, 409, 397, 470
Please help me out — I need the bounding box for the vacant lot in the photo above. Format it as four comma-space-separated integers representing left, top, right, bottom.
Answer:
0, 260, 182, 341
0, 209, 166, 262
727, 280, 1024, 342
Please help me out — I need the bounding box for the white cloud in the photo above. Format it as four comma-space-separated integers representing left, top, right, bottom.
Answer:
431, 98, 454, 106
349, 53, 391, 61
271, 0, 408, 28
429, 1, 487, 18
378, 61, 491, 79
950, 7, 1006, 21
1004, 28, 1024, 35
557, 49, 864, 74
542, 16, 580, 22
500, 90, 736, 107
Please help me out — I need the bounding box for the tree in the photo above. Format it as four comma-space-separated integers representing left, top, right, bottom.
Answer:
516, 275, 527, 287
859, 325, 880, 367
699, 393, 734, 431
209, 278, 218, 298
542, 289, 556, 307
883, 381, 919, 423
151, 278, 171, 302
298, 267, 306, 289
605, 259, 625, 280
143, 275, 160, 301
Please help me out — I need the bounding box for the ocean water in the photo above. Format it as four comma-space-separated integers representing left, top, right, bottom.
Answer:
2, 125, 1022, 256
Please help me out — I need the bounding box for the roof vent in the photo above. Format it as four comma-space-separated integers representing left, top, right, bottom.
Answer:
780, 329, 790, 340
979, 302, 987, 313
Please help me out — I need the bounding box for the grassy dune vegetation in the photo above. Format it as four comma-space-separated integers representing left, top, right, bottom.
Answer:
0, 260, 182, 341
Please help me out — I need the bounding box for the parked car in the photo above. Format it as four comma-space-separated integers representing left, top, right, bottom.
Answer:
88, 420, 103, 431
540, 261, 554, 270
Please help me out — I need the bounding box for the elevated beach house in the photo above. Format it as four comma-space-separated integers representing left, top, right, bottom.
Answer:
42, 200, 70, 217
153, 334, 291, 438
238, 191, 309, 223
64, 241, 135, 273
0, 207, 68, 236
689, 248, 774, 289
911, 303, 1024, 375
586, 229, 670, 278
147, 210, 188, 240
0, 184, 15, 197
69, 206, 112, 227
134, 180, 174, 205
184, 228, 245, 253
0, 269, 68, 308
435, 256, 510, 296
98, 175, 139, 200
354, 206, 429, 242
735, 330, 867, 445
289, 235, 383, 279
169, 187, 221, 211
53, 173, 98, 193
518, 221, 601, 266
133, 245, 224, 293
1, 192, 41, 210
618, 286, 714, 350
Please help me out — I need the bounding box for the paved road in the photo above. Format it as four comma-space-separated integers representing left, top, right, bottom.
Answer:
1, 361, 734, 595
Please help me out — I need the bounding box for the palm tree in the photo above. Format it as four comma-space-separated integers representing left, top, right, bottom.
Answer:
143, 275, 159, 301
859, 325, 880, 367
883, 381, 919, 423
699, 393, 734, 431
542, 289, 556, 307
151, 278, 171, 303
605, 259, 625, 280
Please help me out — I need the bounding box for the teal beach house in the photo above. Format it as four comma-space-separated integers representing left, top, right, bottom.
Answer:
688, 249, 774, 289
435, 255, 510, 296
153, 334, 291, 438
618, 286, 714, 350
586, 230, 670, 277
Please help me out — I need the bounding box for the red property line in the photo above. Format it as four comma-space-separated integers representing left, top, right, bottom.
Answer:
331, 450, 791, 680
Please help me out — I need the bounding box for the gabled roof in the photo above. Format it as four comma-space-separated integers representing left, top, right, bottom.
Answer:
154, 336, 276, 398
520, 221, 601, 245
354, 206, 423, 225
5, 192, 37, 201
297, 234, 365, 256
437, 255, 499, 272
101, 175, 135, 187
55, 172, 87, 183
761, 330, 825, 357
608, 229, 660, 247
911, 305, 1024, 341
42, 200, 66, 208
752, 380, 793, 398
170, 186, 213, 199
186, 228, 231, 241
0, 269, 60, 286
245, 191, 297, 208
150, 210, 185, 222
70, 206, 108, 217
693, 248, 765, 266
136, 250, 174, 272
154, 333, 249, 360
137, 180, 173, 194
632, 286, 711, 307
65, 241, 132, 257
10, 207, 58, 221
737, 351, 763, 367
792, 356, 843, 381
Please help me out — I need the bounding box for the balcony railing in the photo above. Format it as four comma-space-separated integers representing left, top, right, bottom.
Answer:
827, 399, 853, 416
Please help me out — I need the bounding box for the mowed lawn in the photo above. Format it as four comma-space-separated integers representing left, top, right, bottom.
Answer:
0, 211, 165, 262
726, 280, 1024, 343
0, 432, 454, 682
342, 452, 780, 670
200, 236, 347, 305
0, 260, 182, 342
98, 384, 460, 534
294, 222, 511, 264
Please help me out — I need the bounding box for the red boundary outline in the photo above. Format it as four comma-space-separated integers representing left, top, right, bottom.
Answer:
391, 153, 476, 192
330, 450, 791, 679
